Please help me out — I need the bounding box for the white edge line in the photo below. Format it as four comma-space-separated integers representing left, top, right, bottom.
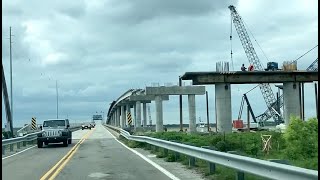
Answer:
2, 145, 37, 160
104, 127, 181, 180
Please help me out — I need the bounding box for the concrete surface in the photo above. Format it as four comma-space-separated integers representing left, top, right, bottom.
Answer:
181, 71, 318, 85
283, 82, 301, 125
129, 95, 169, 101
215, 83, 232, 133
146, 86, 206, 95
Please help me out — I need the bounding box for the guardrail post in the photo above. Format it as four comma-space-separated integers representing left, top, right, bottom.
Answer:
17, 142, 20, 149
228, 151, 244, 180
163, 148, 168, 157
146, 143, 151, 150
10, 144, 13, 152
201, 146, 217, 174
175, 152, 180, 161
236, 172, 245, 180
23, 141, 26, 146
2, 146, 5, 155
189, 156, 196, 167
209, 162, 216, 174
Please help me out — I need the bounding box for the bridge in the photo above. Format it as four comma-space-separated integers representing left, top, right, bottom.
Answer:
2, 71, 318, 180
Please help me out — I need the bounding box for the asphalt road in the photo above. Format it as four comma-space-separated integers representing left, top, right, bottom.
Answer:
2, 128, 89, 180
2, 124, 206, 180
55, 124, 172, 180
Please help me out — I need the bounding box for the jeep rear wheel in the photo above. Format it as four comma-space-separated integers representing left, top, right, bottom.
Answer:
37, 140, 43, 148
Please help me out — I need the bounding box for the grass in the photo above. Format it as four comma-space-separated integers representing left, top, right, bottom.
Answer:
119, 124, 317, 179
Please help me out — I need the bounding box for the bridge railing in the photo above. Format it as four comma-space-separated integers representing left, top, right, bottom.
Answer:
104, 124, 317, 180
2, 125, 82, 155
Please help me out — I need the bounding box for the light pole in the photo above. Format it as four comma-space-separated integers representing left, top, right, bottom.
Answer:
56, 80, 59, 118
9, 26, 14, 135
179, 76, 183, 132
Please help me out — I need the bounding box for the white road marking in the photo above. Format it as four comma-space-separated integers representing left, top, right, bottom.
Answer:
2, 145, 36, 160
105, 128, 181, 180
148, 154, 157, 158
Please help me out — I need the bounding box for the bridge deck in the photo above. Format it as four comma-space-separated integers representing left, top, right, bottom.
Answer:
180, 71, 318, 85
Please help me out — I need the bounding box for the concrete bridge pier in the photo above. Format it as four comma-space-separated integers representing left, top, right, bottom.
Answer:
111, 113, 114, 126
116, 107, 120, 127
126, 104, 131, 127
155, 95, 163, 132
133, 104, 136, 127
145, 86, 205, 133
188, 94, 196, 133
142, 103, 147, 127
136, 101, 142, 128
215, 83, 232, 133
283, 82, 301, 125
121, 105, 125, 128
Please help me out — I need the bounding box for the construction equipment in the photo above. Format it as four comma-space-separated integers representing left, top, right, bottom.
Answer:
238, 94, 257, 123
237, 93, 265, 130
306, 58, 318, 71
256, 59, 318, 122
265, 62, 280, 71
229, 5, 282, 124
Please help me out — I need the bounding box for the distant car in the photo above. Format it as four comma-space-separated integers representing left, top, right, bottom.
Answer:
90, 122, 96, 128
37, 119, 72, 148
82, 123, 92, 130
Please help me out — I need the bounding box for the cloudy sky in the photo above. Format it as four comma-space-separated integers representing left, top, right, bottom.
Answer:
2, 0, 318, 128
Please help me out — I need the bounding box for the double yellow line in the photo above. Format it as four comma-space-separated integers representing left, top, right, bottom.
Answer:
40, 129, 94, 180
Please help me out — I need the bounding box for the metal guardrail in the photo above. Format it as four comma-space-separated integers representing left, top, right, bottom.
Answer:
104, 125, 318, 180
2, 126, 82, 155
2, 131, 41, 146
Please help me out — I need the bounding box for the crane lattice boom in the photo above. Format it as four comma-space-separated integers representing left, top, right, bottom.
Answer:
306, 58, 318, 71
229, 5, 281, 124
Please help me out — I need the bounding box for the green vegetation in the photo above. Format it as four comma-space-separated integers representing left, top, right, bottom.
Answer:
119, 117, 318, 180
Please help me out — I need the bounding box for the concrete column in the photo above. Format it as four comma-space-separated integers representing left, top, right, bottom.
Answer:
116, 108, 121, 127
283, 82, 301, 125
142, 103, 147, 127
188, 94, 196, 133
133, 104, 136, 126
215, 83, 232, 133
126, 104, 131, 127
111, 113, 114, 126
121, 105, 125, 128
155, 95, 163, 132
136, 101, 141, 127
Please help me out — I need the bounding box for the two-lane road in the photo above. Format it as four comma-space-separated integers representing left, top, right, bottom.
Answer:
3, 124, 206, 180
2, 124, 180, 180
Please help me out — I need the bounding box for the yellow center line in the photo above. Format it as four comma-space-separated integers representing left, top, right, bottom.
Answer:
40, 129, 95, 180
